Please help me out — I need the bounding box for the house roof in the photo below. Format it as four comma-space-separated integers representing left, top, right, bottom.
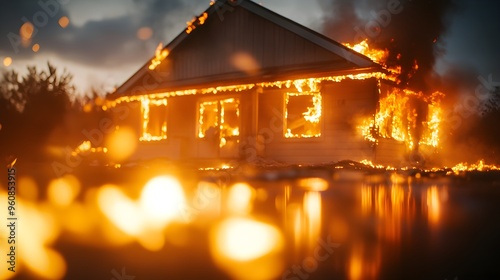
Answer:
112, 0, 380, 98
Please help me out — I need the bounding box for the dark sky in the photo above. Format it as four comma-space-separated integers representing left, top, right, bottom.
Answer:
435, 0, 500, 78
0, 0, 499, 95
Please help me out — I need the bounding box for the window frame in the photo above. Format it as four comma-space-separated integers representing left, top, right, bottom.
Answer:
139, 97, 168, 142
196, 96, 240, 142
283, 91, 323, 139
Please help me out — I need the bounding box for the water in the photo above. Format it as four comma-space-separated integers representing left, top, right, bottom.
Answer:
10, 164, 500, 279
239, 171, 500, 280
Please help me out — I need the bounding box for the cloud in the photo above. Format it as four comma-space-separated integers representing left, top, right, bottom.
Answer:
0, 0, 208, 68
439, 0, 500, 77
0, 0, 70, 56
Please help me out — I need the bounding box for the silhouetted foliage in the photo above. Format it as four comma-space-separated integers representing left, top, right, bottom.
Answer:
0, 62, 74, 161
481, 87, 500, 115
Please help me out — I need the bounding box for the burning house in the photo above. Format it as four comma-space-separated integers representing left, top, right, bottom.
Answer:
105, 0, 441, 166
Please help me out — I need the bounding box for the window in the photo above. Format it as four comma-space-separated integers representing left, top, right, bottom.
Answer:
198, 98, 240, 147
198, 100, 219, 139
284, 92, 322, 138
140, 97, 167, 141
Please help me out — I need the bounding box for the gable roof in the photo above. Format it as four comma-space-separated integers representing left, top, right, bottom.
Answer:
113, 0, 379, 97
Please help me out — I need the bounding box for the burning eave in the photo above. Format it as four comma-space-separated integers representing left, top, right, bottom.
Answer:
106, 69, 391, 105
358, 79, 444, 152
108, 65, 388, 100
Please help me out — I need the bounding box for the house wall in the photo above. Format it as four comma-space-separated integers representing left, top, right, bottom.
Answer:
111, 97, 195, 162
192, 89, 259, 160
151, 6, 349, 87
258, 79, 378, 164
375, 138, 406, 166
124, 90, 261, 161
113, 79, 410, 165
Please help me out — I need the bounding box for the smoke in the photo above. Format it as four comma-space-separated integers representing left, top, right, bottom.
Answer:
320, 0, 500, 163
320, 0, 457, 91
430, 62, 500, 164
319, 0, 364, 43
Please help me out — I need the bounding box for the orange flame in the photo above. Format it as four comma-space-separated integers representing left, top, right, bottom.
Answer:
343, 39, 401, 79
358, 87, 443, 150
148, 43, 169, 70
186, 12, 208, 34
343, 39, 388, 65
451, 160, 500, 174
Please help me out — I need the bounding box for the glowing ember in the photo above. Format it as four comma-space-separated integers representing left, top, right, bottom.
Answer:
186, 12, 208, 34
76, 140, 91, 153
451, 160, 500, 175
148, 43, 169, 70
70, 140, 108, 158
359, 159, 386, 169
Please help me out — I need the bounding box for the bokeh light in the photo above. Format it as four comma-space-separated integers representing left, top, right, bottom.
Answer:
18, 204, 66, 280
297, 177, 328, 191
47, 175, 81, 207
139, 175, 187, 227
137, 26, 153, 40
20, 22, 34, 39
96, 177, 188, 251
3, 57, 12, 67
105, 126, 138, 162
20, 22, 34, 47
0, 191, 66, 280
230, 52, 260, 75
210, 217, 284, 280
58, 16, 70, 28
212, 217, 282, 261
97, 185, 142, 236
426, 185, 442, 224
226, 183, 255, 214
18, 176, 38, 201
32, 43, 40, 53
303, 191, 322, 248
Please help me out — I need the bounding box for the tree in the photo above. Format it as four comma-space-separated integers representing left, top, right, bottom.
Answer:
0, 62, 74, 162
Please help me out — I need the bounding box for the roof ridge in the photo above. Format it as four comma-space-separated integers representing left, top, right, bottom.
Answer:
114, 0, 379, 96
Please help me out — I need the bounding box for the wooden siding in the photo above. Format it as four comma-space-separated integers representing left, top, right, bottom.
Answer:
259, 79, 378, 164
122, 79, 409, 165
167, 95, 198, 158
146, 6, 353, 88
375, 138, 406, 166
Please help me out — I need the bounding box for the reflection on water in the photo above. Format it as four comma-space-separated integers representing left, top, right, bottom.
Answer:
2, 166, 500, 279
210, 217, 284, 280
351, 181, 447, 279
